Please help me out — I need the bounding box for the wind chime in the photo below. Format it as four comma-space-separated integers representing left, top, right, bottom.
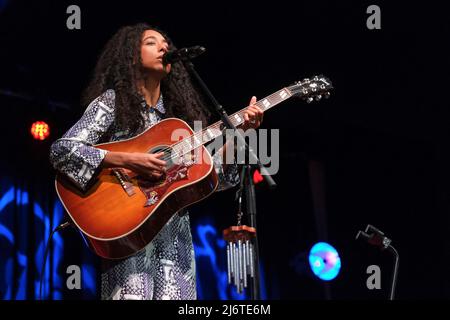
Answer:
223, 225, 256, 293
223, 174, 256, 294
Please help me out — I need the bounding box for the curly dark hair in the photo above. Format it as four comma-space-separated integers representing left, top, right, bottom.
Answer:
82, 23, 212, 135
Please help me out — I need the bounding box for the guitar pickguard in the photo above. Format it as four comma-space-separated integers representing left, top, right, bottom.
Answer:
138, 154, 196, 207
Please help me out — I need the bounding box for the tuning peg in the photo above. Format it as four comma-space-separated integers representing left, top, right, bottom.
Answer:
303, 78, 310, 83
306, 97, 314, 103
315, 95, 322, 101
313, 76, 319, 81
324, 92, 331, 99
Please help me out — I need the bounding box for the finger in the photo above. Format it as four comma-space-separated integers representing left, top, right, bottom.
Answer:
149, 157, 167, 169
147, 162, 163, 171
147, 172, 161, 181
152, 161, 166, 169
154, 152, 165, 158
249, 107, 263, 118
249, 96, 257, 105
249, 105, 261, 111
247, 106, 257, 113
250, 107, 262, 120
153, 171, 162, 178
150, 156, 167, 166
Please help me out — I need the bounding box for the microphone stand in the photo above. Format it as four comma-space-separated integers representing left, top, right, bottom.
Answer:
356, 225, 399, 300
181, 57, 277, 300
244, 164, 262, 299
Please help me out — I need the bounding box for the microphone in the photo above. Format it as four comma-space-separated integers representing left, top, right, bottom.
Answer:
163, 46, 206, 64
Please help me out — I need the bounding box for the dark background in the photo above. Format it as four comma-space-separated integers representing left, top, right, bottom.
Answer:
1, 0, 449, 299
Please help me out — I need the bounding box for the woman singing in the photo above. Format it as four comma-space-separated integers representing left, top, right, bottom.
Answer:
50, 23, 263, 300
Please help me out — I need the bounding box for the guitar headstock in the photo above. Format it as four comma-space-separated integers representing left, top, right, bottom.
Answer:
288, 75, 333, 103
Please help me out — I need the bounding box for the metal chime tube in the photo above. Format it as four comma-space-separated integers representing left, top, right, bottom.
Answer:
238, 240, 243, 293
227, 242, 232, 284
249, 242, 255, 278
233, 242, 239, 288
243, 241, 248, 287
245, 239, 250, 276
230, 242, 234, 285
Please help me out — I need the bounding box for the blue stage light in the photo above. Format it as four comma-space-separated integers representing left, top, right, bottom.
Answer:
308, 242, 341, 281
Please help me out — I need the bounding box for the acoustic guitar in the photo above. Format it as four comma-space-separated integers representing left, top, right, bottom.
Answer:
55, 76, 333, 259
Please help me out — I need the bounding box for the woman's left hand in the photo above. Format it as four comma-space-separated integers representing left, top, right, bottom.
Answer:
241, 96, 263, 131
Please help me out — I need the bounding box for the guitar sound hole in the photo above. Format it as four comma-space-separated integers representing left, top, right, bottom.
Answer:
149, 145, 197, 170
149, 145, 175, 168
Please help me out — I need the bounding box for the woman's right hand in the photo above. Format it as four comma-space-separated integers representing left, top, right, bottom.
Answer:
103, 151, 167, 180
125, 152, 167, 180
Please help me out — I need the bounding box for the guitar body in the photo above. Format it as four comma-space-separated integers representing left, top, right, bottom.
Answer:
56, 118, 219, 260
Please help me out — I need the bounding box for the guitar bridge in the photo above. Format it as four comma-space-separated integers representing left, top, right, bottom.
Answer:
112, 168, 136, 197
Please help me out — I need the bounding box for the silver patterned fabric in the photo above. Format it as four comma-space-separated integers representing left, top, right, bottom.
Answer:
50, 89, 239, 300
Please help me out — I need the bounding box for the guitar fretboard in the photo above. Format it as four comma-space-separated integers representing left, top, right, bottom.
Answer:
172, 87, 293, 156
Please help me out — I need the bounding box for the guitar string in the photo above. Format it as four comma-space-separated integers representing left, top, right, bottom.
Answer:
155, 85, 325, 163
155, 89, 291, 163
153, 100, 265, 160
152, 82, 327, 163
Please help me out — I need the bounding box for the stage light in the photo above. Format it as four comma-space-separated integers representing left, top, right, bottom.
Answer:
308, 242, 341, 281
253, 169, 263, 184
31, 121, 50, 141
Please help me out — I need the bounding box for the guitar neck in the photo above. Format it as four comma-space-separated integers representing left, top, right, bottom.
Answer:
172, 87, 294, 156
